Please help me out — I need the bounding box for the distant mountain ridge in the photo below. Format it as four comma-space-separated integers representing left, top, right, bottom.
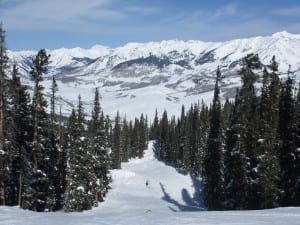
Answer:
6, 31, 300, 119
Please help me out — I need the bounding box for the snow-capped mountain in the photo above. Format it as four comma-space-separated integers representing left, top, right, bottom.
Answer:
7, 31, 300, 119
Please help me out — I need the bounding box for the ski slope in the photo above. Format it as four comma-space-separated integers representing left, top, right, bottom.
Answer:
0, 141, 299, 225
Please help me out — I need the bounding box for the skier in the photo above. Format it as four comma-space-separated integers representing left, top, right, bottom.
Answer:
145, 179, 149, 187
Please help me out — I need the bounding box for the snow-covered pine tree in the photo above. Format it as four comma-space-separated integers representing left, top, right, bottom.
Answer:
236, 54, 261, 210
255, 64, 280, 209
64, 96, 93, 212
48, 75, 64, 210
88, 88, 110, 205
5, 65, 32, 206
224, 91, 249, 209
203, 66, 224, 210
27, 49, 54, 211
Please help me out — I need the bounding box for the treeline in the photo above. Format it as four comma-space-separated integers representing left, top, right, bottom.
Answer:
151, 54, 300, 210
0, 25, 148, 212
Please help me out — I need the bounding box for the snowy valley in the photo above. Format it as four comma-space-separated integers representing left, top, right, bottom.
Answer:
7, 31, 300, 119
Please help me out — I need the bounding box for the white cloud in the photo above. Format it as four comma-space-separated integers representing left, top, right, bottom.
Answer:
0, 0, 126, 31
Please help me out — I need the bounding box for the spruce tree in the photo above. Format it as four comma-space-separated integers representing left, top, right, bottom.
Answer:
203, 67, 224, 210
150, 109, 159, 141
64, 96, 93, 211
255, 64, 280, 209
224, 91, 248, 209
159, 110, 169, 162
48, 75, 64, 210
27, 49, 53, 211
121, 118, 130, 162
0, 24, 8, 205
4, 65, 32, 206
89, 88, 110, 205
138, 114, 147, 158
112, 111, 122, 169
278, 76, 299, 206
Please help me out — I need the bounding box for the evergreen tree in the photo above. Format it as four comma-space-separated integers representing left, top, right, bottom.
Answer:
224, 54, 261, 209
203, 67, 224, 210
224, 91, 248, 209
89, 88, 110, 205
138, 114, 148, 158
48, 75, 64, 210
158, 110, 169, 162
64, 96, 93, 212
197, 103, 210, 176
26, 49, 53, 211
112, 111, 122, 169
5, 65, 32, 206
121, 118, 130, 162
0, 23, 9, 205
278, 76, 300, 206
255, 64, 280, 209
150, 109, 159, 140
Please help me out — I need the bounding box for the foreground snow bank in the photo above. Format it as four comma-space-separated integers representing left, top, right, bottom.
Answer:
0, 141, 299, 225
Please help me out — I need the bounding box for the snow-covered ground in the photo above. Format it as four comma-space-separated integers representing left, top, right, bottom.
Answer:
0, 141, 299, 225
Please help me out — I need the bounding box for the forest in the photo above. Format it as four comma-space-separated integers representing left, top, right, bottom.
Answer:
0, 24, 299, 212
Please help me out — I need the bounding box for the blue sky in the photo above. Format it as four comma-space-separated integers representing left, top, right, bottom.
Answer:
1, 0, 300, 50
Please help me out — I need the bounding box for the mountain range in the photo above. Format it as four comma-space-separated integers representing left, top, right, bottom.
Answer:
7, 31, 300, 119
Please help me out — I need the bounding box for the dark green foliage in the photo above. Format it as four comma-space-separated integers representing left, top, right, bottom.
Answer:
255, 62, 280, 209
203, 67, 224, 210
0, 24, 9, 205
278, 76, 300, 206
63, 97, 93, 212
88, 88, 111, 205
5, 65, 33, 206
224, 91, 249, 209
25, 49, 54, 211
112, 111, 122, 169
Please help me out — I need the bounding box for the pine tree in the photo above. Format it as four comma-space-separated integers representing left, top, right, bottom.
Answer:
89, 88, 110, 205
150, 109, 159, 141
138, 114, 148, 158
255, 64, 280, 209
26, 49, 52, 211
278, 76, 299, 206
112, 111, 122, 169
121, 118, 130, 162
197, 103, 209, 176
203, 67, 224, 210
224, 91, 248, 209
5, 65, 32, 206
48, 75, 64, 210
224, 54, 261, 209
0, 23, 9, 205
64, 96, 93, 211
158, 110, 169, 162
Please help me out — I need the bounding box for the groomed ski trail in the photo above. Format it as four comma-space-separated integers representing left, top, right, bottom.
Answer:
98, 140, 204, 213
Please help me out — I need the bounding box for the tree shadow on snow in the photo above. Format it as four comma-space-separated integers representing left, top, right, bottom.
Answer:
159, 174, 205, 212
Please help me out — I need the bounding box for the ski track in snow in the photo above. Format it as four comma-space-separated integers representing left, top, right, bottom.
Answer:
0, 141, 299, 225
